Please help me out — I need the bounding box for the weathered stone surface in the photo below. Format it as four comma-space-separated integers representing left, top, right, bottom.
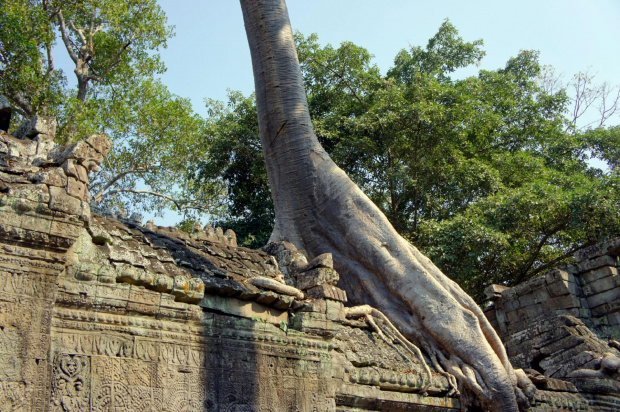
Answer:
484, 284, 509, 300
306, 284, 348, 302
66, 176, 86, 200
296, 267, 339, 290
575, 237, 620, 262
581, 266, 618, 284
0, 125, 613, 411
49, 185, 82, 215
14, 115, 56, 140
305, 252, 333, 270
578, 254, 618, 273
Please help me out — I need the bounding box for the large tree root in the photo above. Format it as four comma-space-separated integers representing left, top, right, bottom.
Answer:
345, 305, 435, 394
239, 1, 523, 409
273, 164, 524, 411
248, 276, 305, 299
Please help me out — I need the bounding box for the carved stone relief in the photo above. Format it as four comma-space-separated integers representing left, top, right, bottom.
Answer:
51, 354, 90, 412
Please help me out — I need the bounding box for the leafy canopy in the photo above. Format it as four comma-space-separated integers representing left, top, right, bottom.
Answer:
0, 0, 217, 219
200, 21, 620, 300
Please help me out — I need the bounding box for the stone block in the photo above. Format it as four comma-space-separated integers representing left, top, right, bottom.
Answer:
577, 254, 618, 272
198, 294, 288, 325
129, 285, 161, 306
567, 281, 581, 296
578, 308, 592, 318
524, 303, 544, 319
292, 311, 340, 337
84, 134, 112, 155
575, 237, 620, 262
545, 268, 570, 283
583, 274, 620, 296
255, 290, 279, 306
305, 284, 347, 302
152, 274, 174, 293
506, 309, 520, 324
495, 308, 507, 325
8, 183, 49, 203
541, 378, 578, 393
514, 282, 532, 296
106, 245, 149, 267
542, 294, 581, 311
304, 253, 333, 270
581, 266, 618, 285
28, 168, 67, 187
49, 219, 82, 241
533, 287, 550, 303
586, 287, 620, 311
20, 213, 52, 234
529, 276, 547, 289
546, 279, 570, 297
271, 295, 294, 310
48, 186, 82, 215
296, 267, 339, 290
14, 115, 56, 139
501, 287, 518, 301
484, 284, 508, 301
518, 293, 536, 308
591, 299, 620, 316
66, 176, 86, 200
503, 298, 519, 312
293, 300, 327, 314
326, 300, 345, 321
61, 159, 79, 179
95, 282, 131, 301
172, 276, 205, 303
607, 311, 620, 326
75, 164, 89, 183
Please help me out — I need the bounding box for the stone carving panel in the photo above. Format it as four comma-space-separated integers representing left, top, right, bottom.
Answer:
51, 354, 90, 411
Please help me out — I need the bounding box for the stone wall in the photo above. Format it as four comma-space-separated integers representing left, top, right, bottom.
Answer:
0, 117, 464, 411
484, 241, 620, 410
0, 113, 605, 411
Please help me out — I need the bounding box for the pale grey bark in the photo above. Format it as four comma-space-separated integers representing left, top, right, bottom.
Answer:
239, 0, 521, 409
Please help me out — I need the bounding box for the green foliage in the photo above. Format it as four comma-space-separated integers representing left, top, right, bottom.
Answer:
0, 0, 64, 120
0, 0, 221, 220
197, 91, 273, 248
583, 125, 620, 170
201, 22, 619, 300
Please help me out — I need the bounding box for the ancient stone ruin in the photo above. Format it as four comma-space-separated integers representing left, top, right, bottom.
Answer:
0, 112, 618, 410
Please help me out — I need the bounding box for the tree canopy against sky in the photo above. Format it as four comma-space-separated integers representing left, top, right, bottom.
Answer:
0, 0, 222, 219
198, 23, 620, 301
2, 0, 618, 302
155, 0, 620, 121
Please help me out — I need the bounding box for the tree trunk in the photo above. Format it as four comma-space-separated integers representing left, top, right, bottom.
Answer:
239, 1, 520, 410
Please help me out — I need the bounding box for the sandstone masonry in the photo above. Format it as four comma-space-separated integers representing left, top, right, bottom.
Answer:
0, 110, 610, 411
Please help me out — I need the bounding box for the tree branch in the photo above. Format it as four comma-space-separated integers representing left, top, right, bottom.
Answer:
99, 189, 213, 213
92, 167, 148, 202
89, 40, 132, 82
42, 0, 55, 73
57, 10, 78, 64
8, 93, 35, 118
68, 20, 87, 46
306, 56, 369, 110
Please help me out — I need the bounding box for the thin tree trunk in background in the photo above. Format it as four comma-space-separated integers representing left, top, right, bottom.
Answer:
239, 0, 522, 409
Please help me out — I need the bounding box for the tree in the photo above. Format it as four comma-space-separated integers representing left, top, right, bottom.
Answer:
208, 26, 619, 302
0, 0, 218, 219
197, 91, 273, 248
239, 0, 521, 409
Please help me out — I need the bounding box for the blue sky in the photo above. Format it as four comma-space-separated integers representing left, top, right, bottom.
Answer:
147, 0, 619, 225
157, 0, 620, 117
